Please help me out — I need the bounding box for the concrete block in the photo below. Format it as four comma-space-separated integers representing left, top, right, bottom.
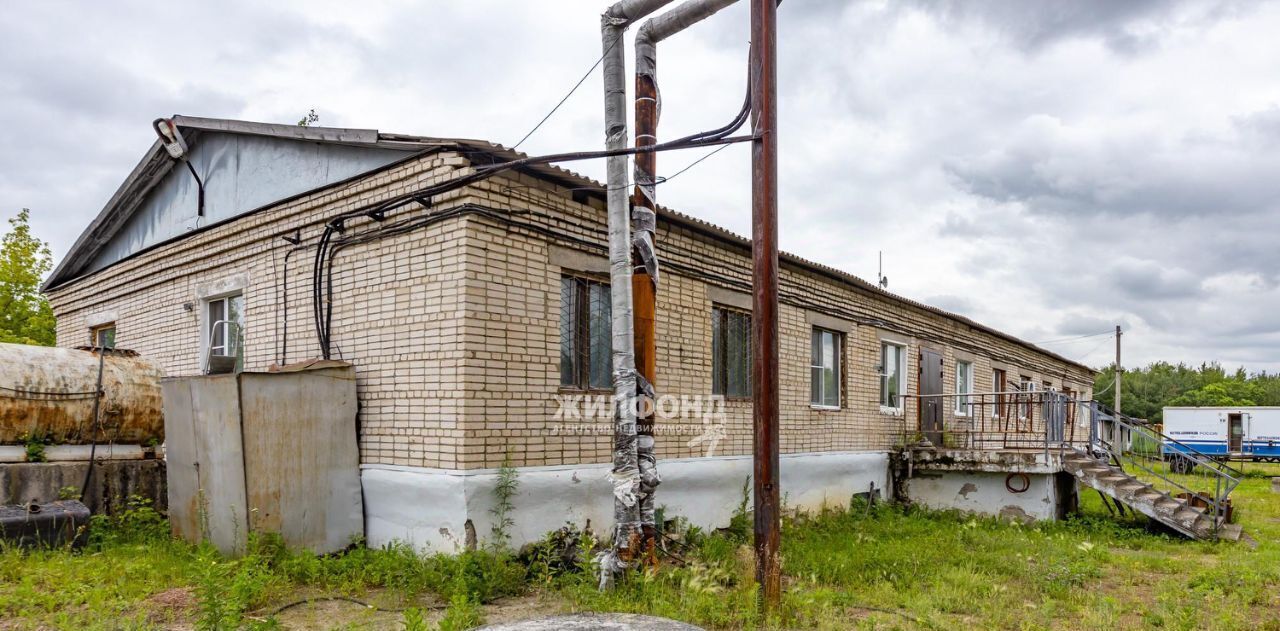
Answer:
0, 460, 166, 515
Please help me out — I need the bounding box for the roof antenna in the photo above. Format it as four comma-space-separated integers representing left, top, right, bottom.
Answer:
878, 251, 889, 290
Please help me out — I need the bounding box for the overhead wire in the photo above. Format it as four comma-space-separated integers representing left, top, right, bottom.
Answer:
1074, 337, 1116, 363
511, 37, 619, 151
310, 87, 757, 358
1033, 331, 1114, 346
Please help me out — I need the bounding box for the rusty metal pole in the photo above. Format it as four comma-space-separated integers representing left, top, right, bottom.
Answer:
750, 0, 781, 612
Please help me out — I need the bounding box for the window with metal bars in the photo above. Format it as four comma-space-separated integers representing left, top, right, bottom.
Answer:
559, 275, 612, 390
711, 306, 751, 398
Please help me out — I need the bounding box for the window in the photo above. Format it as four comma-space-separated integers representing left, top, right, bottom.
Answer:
992, 368, 1007, 417
712, 306, 751, 398
1019, 375, 1035, 419
954, 360, 973, 415
559, 275, 612, 390
204, 294, 244, 374
90, 324, 116, 349
810, 328, 842, 408
879, 341, 906, 411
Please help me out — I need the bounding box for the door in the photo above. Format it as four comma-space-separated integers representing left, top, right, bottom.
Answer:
919, 349, 944, 446
1228, 413, 1244, 453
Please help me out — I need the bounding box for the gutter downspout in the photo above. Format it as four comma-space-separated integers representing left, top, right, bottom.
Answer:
599, 0, 675, 590
632, 0, 740, 564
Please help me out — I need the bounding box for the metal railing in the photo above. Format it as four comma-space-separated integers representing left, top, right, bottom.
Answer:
897, 389, 1089, 455
204, 320, 243, 375
894, 390, 1243, 533
1086, 402, 1242, 531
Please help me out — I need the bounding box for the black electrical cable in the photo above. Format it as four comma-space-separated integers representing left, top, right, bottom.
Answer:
79, 347, 107, 504
511, 35, 619, 151
310, 110, 757, 357
0, 384, 99, 399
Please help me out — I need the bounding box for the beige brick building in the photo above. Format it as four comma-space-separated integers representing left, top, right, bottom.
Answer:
45, 117, 1094, 549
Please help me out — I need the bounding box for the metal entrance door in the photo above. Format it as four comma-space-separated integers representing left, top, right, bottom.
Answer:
919, 349, 944, 446
1228, 413, 1244, 453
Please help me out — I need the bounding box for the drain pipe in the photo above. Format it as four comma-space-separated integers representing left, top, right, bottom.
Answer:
599, 0, 675, 590
631, 0, 740, 560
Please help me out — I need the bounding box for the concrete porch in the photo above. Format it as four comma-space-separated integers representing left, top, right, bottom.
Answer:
893, 447, 1080, 522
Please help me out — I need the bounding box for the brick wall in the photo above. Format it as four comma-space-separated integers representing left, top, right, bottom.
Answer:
47, 149, 1095, 471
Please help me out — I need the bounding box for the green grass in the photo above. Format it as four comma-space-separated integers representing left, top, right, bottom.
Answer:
3, 468, 1280, 630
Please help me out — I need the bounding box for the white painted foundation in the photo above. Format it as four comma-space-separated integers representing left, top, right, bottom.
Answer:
362, 451, 889, 552
902, 471, 1065, 521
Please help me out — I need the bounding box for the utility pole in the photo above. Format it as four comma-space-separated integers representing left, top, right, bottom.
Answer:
750, 0, 781, 612
1114, 325, 1122, 417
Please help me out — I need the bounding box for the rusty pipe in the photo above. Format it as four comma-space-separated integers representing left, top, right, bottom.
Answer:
630, 0, 741, 559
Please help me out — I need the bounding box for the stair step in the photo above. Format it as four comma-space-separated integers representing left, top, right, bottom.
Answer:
1192, 514, 1217, 531
1171, 509, 1203, 526
1218, 524, 1244, 541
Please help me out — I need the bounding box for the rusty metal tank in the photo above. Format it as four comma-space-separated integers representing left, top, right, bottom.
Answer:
0, 343, 164, 445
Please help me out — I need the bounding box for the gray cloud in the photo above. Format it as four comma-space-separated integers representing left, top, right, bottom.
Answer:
907, 0, 1249, 54
1110, 259, 1201, 301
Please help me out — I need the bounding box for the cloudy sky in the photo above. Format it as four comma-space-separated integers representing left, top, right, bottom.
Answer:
3, 0, 1279, 372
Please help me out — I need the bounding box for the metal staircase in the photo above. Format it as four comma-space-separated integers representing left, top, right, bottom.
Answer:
1071, 403, 1243, 541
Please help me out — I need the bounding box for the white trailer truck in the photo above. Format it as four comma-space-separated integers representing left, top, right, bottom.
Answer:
1162, 406, 1280, 463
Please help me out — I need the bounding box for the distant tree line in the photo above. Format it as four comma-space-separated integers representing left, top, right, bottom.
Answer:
1093, 362, 1280, 423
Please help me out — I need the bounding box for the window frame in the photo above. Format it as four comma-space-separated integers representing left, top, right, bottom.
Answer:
711, 305, 752, 399
558, 274, 613, 392
809, 327, 843, 410
879, 341, 907, 414
992, 368, 1007, 418
1019, 375, 1035, 420
90, 324, 116, 349
954, 360, 974, 416
202, 292, 244, 374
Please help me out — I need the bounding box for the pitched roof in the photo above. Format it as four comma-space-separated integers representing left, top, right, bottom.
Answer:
47, 116, 1096, 375
44, 116, 449, 291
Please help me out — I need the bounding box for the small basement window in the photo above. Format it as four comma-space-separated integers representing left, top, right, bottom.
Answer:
90, 324, 116, 349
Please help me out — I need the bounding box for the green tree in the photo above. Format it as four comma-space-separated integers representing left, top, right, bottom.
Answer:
1168, 381, 1264, 407
0, 209, 56, 346
1093, 361, 1280, 422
